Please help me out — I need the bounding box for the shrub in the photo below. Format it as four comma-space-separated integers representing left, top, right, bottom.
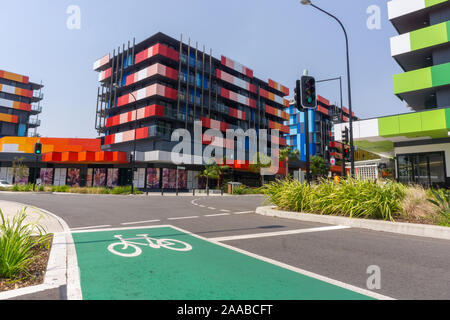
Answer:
0, 208, 51, 280
264, 178, 407, 221
427, 189, 450, 226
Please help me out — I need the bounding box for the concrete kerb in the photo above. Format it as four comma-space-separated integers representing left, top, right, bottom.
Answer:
0, 201, 72, 300
256, 206, 450, 241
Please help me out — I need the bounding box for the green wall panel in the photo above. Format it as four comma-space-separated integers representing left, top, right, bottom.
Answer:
446, 108, 450, 130
431, 62, 450, 87
410, 22, 448, 51
425, 0, 448, 8
421, 109, 446, 131
393, 67, 432, 94
398, 113, 422, 134
379, 116, 400, 137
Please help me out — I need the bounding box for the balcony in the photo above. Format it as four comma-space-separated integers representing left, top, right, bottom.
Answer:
28, 118, 41, 128
31, 92, 44, 103
390, 21, 450, 70
393, 61, 450, 109
30, 104, 42, 114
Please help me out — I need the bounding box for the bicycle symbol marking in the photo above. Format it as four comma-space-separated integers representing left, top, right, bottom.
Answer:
107, 234, 193, 258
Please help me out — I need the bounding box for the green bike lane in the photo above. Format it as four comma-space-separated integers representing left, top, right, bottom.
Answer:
70, 225, 389, 300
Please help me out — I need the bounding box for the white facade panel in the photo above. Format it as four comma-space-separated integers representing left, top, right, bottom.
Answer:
387, 0, 425, 20
390, 33, 411, 56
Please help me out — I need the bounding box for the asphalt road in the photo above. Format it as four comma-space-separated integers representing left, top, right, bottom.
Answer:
1, 192, 449, 300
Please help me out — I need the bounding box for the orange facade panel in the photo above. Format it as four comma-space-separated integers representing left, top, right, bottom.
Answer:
0, 113, 18, 123
0, 70, 29, 84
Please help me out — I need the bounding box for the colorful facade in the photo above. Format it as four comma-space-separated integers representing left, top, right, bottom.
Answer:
335, 0, 450, 187
0, 137, 128, 187
284, 95, 372, 175
93, 32, 289, 186
0, 70, 43, 137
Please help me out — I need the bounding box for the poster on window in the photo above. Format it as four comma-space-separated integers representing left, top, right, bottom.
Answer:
54, 168, 67, 186
146, 168, 160, 189
133, 168, 146, 188
93, 168, 106, 187
40, 168, 54, 185
107, 168, 119, 188
86, 168, 93, 187
177, 170, 187, 189
14, 168, 29, 185
162, 168, 177, 189
67, 168, 81, 187
0, 167, 9, 184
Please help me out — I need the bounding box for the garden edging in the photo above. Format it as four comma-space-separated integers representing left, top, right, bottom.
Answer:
256, 206, 450, 241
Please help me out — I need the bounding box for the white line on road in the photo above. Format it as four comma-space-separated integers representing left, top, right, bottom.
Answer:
209, 225, 351, 242
204, 213, 231, 217
121, 220, 161, 226
70, 225, 112, 231
168, 216, 200, 220
207, 207, 216, 210
220, 209, 231, 212
234, 211, 255, 214
199, 205, 206, 208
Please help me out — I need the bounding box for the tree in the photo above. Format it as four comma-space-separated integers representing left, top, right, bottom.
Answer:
311, 156, 328, 180
199, 159, 229, 194
278, 147, 300, 178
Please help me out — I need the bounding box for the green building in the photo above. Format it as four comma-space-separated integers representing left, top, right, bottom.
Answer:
335, 0, 450, 187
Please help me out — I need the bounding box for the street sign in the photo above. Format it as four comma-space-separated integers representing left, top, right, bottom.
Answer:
330, 157, 336, 166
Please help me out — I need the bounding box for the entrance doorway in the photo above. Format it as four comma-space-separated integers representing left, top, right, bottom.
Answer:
397, 151, 446, 188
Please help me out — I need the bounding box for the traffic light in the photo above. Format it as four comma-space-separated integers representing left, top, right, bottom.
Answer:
300, 76, 316, 109
294, 79, 302, 111
341, 127, 349, 145
343, 146, 351, 161
34, 142, 42, 155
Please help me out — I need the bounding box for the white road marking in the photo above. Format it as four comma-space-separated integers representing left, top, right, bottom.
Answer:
209, 225, 351, 242
207, 207, 216, 210
220, 209, 231, 212
121, 220, 161, 225
168, 216, 199, 220
70, 225, 112, 231
199, 205, 206, 208
204, 213, 230, 217
234, 211, 255, 214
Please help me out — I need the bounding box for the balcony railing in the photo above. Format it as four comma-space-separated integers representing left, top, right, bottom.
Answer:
28, 118, 41, 127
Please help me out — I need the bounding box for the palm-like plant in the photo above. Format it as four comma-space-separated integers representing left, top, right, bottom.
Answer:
199, 159, 229, 194
427, 189, 450, 223
278, 147, 300, 178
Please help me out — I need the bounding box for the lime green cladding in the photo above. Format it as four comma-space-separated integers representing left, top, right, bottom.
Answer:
425, 0, 448, 8
393, 62, 450, 94
409, 21, 450, 52
378, 108, 450, 139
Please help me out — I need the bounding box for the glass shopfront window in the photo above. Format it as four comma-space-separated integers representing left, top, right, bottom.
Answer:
397, 151, 446, 188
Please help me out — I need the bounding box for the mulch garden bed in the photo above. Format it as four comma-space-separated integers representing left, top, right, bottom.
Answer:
0, 235, 53, 292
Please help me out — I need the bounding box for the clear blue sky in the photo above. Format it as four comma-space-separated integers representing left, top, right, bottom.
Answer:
0, 0, 407, 138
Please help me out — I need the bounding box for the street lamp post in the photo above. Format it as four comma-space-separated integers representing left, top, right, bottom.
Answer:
114, 84, 138, 194
300, 0, 355, 176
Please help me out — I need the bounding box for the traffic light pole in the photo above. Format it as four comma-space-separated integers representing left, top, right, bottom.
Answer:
307, 3, 355, 177
304, 109, 311, 184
